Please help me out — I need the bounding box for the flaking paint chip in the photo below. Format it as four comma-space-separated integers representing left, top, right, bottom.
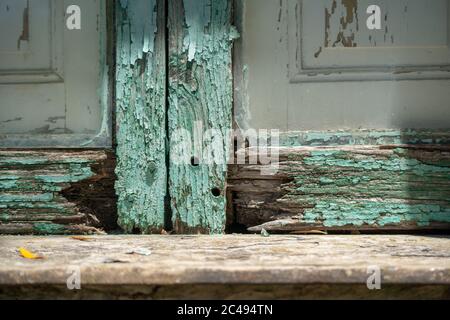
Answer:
261, 228, 270, 237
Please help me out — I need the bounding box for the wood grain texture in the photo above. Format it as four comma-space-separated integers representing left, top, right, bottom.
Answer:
115, 0, 167, 233
229, 144, 450, 232
0, 235, 449, 288
168, 0, 236, 234
0, 150, 110, 235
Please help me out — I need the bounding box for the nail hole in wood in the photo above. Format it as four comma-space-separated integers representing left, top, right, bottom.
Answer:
211, 187, 221, 197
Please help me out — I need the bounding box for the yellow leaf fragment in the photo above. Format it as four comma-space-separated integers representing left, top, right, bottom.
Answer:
18, 247, 43, 260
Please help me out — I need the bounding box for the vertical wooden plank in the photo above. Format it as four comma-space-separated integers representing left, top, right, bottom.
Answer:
168, 0, 236, 233
115, 0, 167, 233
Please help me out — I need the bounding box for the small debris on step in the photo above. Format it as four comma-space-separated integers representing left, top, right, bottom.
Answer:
126, 248, 152, 256
261, 228, 270, 237
18, 247, 44, 260
102, 258, 129, 264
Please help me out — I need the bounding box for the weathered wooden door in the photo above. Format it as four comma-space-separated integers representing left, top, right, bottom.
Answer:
0, 0, 234, 235
231, 0, 450, 232
2, 0, 449, 235
0, 0, 110, 148
116, 0, 450, 234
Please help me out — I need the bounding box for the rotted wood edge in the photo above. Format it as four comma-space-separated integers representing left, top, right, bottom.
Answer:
228, 142, 450, 232
0, 150, 117, 235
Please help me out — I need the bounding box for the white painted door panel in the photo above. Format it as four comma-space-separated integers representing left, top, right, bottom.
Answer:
0, 0, 109, 147
0, 0, 56, 73
235, 0, 450, 131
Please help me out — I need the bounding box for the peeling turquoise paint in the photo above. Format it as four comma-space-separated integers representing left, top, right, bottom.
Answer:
0, 180, 17, 190
0, 158, 92, 165
34, 169, 94, 184
275, 145, 450, 229
115, 0, 167, 233
304, 150, 450, 176
302, 201, 450, 228
0, 193, 54, 203
0, 151, 105, 234
279, 130, 450, 147
114, 0, 236, 234
168, 0, 235, 233
33, 223, 67, 234
183, 0, 211, 61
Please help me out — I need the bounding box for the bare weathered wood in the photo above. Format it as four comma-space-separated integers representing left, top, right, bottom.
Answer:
62, 152, 118, 231
229, 145, 450, 232
0, 235, 449, 291
0, 150, 112, 235
168, 0, 235, 234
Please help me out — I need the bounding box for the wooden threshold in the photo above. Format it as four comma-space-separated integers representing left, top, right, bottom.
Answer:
0, 235, 449, 299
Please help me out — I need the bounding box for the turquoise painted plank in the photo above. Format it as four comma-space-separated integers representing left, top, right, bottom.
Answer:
115, 0, 167, 233
168, 0, 236, 233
